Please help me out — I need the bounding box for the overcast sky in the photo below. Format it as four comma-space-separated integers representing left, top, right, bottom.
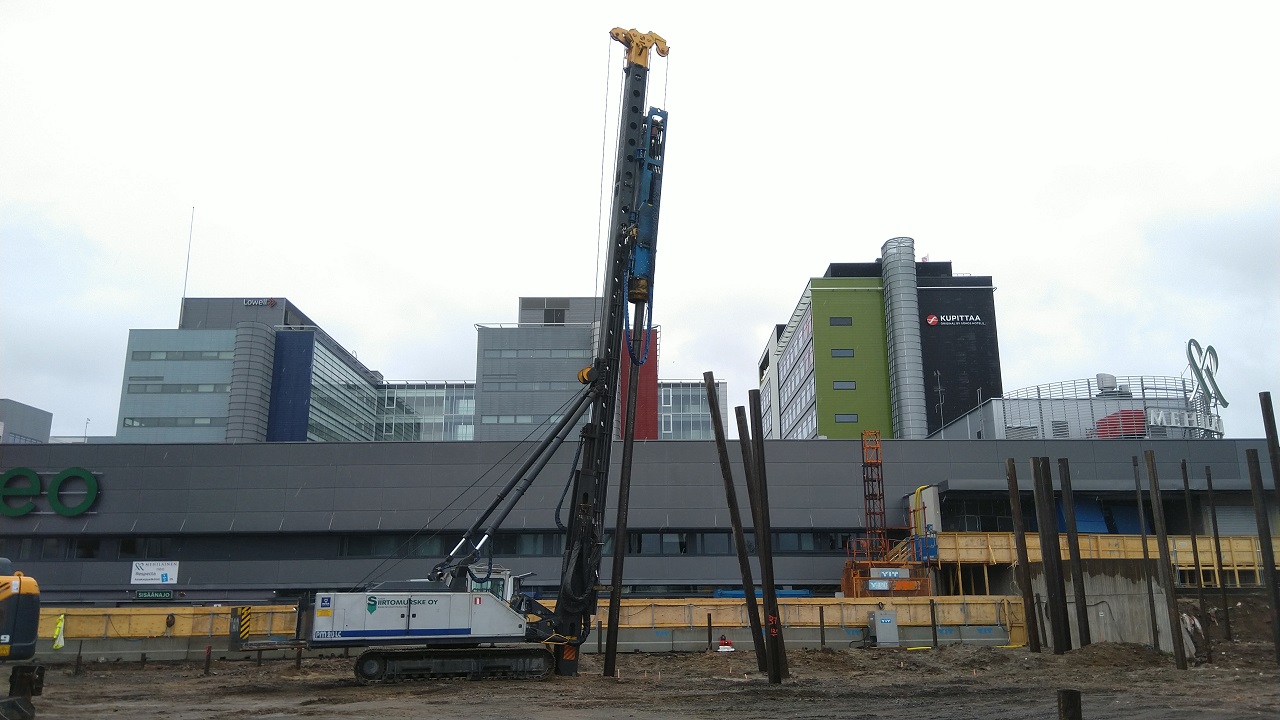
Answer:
2, 2, 1277, 440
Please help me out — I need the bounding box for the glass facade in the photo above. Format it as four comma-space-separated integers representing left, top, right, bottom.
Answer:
658, 381, 726, 440
377, 382, 476, 441
305, 340, 379, 442
778, 307, 817, 439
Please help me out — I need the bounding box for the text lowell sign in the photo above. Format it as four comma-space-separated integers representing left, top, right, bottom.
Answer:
0, 467, 100, 517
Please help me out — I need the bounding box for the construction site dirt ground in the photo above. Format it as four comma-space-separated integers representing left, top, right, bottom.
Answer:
34, 600, 1279, 720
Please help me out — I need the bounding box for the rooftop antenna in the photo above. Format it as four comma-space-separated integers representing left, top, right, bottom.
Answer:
180, 206, 195, 326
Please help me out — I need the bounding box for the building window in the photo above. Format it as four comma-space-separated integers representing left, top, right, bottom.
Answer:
833, 381, 857, 390
544, 309, 566, 325
131, 350, 234, 361
829, 317, 852, 326
127, 383, 230, 394
835, 414, 859, 423
122, 417, 228, 428
831, 349, 854, 358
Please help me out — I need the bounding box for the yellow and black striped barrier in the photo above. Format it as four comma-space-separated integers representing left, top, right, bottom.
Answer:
229, 607, 251, 651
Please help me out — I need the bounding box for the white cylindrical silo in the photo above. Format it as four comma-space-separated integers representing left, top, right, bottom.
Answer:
881, 237, 929, 439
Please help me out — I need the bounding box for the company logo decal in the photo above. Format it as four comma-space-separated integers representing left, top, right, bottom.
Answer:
925, 313, 984, 326
0, 467, 100, 518
366, 596, 440, 614
243, 298, 278, 308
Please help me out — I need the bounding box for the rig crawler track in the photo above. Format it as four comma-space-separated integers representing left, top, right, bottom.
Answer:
353, 646, 555, 684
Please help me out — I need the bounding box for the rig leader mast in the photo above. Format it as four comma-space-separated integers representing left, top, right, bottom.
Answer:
554, 26, 668, 677
427, 28, 668, 677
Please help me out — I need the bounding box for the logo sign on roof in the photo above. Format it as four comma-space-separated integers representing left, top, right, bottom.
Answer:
1187, 339, 1228, 407
925, 313, 983, 326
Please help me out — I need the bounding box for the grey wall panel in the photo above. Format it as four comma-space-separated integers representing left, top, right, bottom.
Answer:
235, 488, 287, 512
280, 512, 335, 532
79, 563, 133, 587
327, 511, 388, 532
283, 486, 337, 512
135, 489, 195, 513
85, 513, 142, 534
131, 513, 189, 533
234, 513, 289, 532
184, 560, 234, 586
180, 513, 237, 533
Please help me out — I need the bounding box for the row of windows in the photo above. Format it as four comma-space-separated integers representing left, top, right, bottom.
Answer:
7, 530, 855, 564
659, 413, 713, 439
778, 312, 813, 393
339, 530, 853, 558
132, 350, 234, 361
0, 536, 171, 561
375, 420, 476, 442
786, 413, 817, 440
123, 417, 227, 428
480, 415, 563, 425
481, 382, 579, 392
481, 349, 592, 359
127, 383, 231, 394
659, 384, 717, 413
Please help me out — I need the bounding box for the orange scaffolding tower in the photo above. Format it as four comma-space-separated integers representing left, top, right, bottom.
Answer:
861, 430, 888, 560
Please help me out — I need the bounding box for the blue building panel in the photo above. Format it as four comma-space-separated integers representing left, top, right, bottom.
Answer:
267, 331, 316, 442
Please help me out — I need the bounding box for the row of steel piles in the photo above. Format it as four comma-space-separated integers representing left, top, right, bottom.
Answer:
702, 371, 789, 683
1006, 391, 1280, 668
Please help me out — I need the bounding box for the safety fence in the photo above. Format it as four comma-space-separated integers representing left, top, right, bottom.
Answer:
39, 596, 1024, 645
926, 533, 1278, 587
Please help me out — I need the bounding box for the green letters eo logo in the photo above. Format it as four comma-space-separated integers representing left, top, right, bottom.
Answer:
0, 467, 100, 517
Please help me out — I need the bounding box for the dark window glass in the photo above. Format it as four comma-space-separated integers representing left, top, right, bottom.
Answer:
72, 539, 99, 559
701, 532, 730, 555
41, 538, 62, 560
835, 414, 859, 423
831, 349, 854, 358
833, 381, 857, 390
829, 317, 852, 326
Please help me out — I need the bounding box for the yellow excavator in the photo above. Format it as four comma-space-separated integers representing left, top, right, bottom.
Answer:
0, 559, 43, 720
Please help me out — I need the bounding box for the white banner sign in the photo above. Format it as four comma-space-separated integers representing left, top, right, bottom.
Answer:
131, 561, 179, 585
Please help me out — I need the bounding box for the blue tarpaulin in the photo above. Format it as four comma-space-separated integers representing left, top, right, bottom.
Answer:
1054, 497, 1111, 533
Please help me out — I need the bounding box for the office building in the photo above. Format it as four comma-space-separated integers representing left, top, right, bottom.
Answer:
759, 238, 1002, 440
116, 298, 384, 443
473, 298, 602, 441
0, 399, 53, 444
